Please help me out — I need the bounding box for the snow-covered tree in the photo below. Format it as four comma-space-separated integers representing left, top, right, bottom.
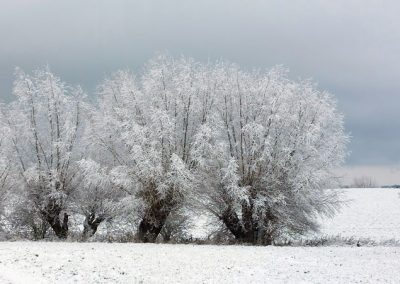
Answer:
85, 55, 215, 242
73, 159, 128, 240
0, 55, 347, 244
0, 124, 12, 231
0, 161, 8, 223
84, 55, 347, 244
159, 208, 192, 242
1, 67, 85, 239
191, 64, 348, 244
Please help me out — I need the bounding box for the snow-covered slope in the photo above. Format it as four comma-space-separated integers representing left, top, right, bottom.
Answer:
320, 188, 400, 240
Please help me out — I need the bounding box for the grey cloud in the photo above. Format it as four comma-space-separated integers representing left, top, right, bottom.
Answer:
0, 0, 399, 172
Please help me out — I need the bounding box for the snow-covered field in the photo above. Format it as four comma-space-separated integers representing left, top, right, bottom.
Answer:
0, 242, 399, 284
0, 188, 399, 284
320, 188, 400, 239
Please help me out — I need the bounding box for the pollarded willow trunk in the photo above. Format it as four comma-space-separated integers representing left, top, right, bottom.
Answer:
137, 188, 176, 243
138, 218, 166, 243
45, 212, 69, 239
221, 205, 246, 240
241, 201, 256, 243
221, 203, 274, 245
42, 200, 69, 239
82, 213, 105, 240
137, 203, 171, 243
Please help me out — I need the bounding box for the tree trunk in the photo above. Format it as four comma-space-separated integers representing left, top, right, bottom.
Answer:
221, 205, 273, 245
137, 186, 176, 243
46, 212, 68, 239
82, 213, 104, 240
138, 218, 164, 243
137, 206, 171, 243
241, 202, 256, 244
42, 200, 69, 239
221, 206, 247, 241
137, 203, 171, 243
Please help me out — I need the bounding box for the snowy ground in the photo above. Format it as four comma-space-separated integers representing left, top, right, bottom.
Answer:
0, 242, 399, 283
0, 188, 399, 283
320, 188, 400, 240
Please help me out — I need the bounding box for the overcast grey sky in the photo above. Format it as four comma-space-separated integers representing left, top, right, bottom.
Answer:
1, 0, 399, 183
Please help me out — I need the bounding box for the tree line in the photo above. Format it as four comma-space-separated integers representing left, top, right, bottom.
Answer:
0, 54, 348, 244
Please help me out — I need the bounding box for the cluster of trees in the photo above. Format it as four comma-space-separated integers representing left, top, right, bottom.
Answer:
0, 55, 347, 245
351, 176, 378, 188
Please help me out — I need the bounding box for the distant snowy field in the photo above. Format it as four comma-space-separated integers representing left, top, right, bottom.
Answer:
320, 188, 400, 240
0, 188, 399, 284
